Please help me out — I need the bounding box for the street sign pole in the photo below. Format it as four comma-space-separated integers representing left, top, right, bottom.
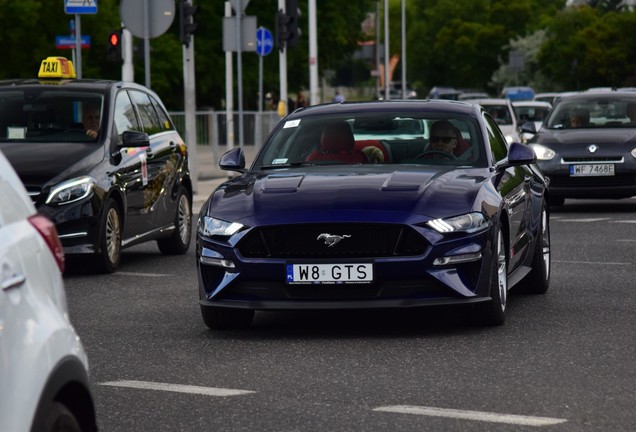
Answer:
183, 0, 197, 193
278, 0, 287, 117
75, 14, 82, 78
225, 2, 235, 152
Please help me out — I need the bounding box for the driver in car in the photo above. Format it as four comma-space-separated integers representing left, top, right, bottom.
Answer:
428, 120, 458, 156
82, 103, 101, 139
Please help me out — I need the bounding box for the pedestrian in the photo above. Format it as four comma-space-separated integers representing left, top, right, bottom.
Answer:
333, 90, 345, 103
296, 91, 308, 108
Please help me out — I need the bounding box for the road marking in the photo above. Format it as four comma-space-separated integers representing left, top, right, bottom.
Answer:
115, 272, 171, 277
556, 218, 610, 223
373, 405, 567, 427
611, 220, 636, 224
99, 380, 255, 397
553, 260, 631, 266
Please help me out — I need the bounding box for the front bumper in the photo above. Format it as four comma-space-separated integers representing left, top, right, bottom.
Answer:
196, 225, 496, 311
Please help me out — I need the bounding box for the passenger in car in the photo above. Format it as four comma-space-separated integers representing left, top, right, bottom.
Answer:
568, 108, 589, 128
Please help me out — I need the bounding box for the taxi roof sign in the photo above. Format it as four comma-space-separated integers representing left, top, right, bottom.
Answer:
38, 57, 77, 79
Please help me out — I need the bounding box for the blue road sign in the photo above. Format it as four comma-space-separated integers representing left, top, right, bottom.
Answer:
256, 27, 273, 57
56, 35, 91, 49
65, 0, 98, 15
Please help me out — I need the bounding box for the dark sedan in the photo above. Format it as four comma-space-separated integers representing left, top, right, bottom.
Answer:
0, 57, 193, 273
523, 90, 636, 206
196, 100, 550, 329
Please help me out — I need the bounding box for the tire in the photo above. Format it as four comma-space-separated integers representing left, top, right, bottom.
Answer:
37, 401, 82, 432
92, 199, 122, 273
201, 305, 254, 330
157, 186, 192, 255
472, 225, 507, 326
520, 203, 551, 294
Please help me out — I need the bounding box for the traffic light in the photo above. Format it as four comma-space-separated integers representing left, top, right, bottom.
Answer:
180, 1, 199, 47
285, 0, 299, 48
107, 29, 122, 63
276, 1, 300, 51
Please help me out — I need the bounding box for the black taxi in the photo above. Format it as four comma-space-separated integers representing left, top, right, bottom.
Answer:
0, 57, 192, 273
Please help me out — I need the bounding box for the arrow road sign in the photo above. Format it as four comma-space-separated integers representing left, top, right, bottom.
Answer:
256, 27, 273, 56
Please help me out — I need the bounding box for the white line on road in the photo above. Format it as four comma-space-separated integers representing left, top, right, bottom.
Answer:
99, 380, 256, 397
556, 218, 610, 223
611, 220, 636, 224
373, 405, 567, 427
553, 260, 631, 266
115, 272, 171, 277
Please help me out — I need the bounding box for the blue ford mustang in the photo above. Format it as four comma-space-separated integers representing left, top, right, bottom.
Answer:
196, 100, 551, 329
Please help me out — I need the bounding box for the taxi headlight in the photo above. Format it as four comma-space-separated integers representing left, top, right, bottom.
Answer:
427, 212, 489, 234
198, 216, 244, 237
46, 176, 96, 205
529, 144, 556, 160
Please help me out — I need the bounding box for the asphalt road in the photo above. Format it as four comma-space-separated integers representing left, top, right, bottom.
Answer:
63, 198, 636, 432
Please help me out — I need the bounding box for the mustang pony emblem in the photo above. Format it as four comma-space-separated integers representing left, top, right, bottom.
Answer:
317, 233, 351, 247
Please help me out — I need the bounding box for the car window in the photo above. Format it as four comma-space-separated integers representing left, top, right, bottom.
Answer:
0, 89, 103, 143
545, 96, 636, 129
483, 105, 513, 125
484, 114, 508, 162
254, 113, 486, 168
129, 90, 163, 135
149, 95, 174, 131
114, 90, 142, 135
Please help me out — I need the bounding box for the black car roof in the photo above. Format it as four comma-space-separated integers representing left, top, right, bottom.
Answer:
0, 78, 152, 94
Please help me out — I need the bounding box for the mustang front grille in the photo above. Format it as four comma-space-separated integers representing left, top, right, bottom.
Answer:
237, 223, 428, 258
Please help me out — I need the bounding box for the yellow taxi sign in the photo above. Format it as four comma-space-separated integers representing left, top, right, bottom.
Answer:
38, 57, 77, 79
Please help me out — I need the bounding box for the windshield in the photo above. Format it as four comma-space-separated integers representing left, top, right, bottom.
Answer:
545, 96, 636, 129
515, 105, 550, 124
0, 89, 104, 143
253, 112, 485, 169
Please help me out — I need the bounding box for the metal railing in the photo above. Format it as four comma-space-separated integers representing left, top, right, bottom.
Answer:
168, 110, 282, 149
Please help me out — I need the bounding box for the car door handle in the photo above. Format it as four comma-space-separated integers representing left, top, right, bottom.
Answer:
1, 271, 26, 291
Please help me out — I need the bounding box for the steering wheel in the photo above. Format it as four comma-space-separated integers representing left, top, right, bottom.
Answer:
415, 149, 457, 160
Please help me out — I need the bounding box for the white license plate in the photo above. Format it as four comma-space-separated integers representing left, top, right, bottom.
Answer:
286, 263, 373, 285
570, 164, 615, 176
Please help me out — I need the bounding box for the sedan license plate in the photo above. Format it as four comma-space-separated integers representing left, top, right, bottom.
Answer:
569, 164, 615, 176
286, 263, 373, 285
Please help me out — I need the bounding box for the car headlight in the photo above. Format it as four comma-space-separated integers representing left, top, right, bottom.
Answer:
631, 148, 636, 158
198, 216, 244, 237
45, 176, 96, 205
529, 144, 556, 160
427, 212, 489, 234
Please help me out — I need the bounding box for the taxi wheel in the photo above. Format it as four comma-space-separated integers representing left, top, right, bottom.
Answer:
520, 203, 551, 294
201, 305, 254, 330
93, 199, 122, 273
157, 186, 192, 255
472, 225, 507, 326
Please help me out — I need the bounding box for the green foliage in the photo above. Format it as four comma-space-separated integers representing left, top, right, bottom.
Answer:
2, 0, 636, 109
538, 7, 636, 89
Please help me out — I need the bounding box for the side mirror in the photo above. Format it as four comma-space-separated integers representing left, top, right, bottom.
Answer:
497, 142, 536, 170
520, 121, 537, 134
121, 130, 150, 147
219, 147, 246, 173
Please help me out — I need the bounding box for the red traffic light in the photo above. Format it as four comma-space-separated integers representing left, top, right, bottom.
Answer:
109, 32, 120, 47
